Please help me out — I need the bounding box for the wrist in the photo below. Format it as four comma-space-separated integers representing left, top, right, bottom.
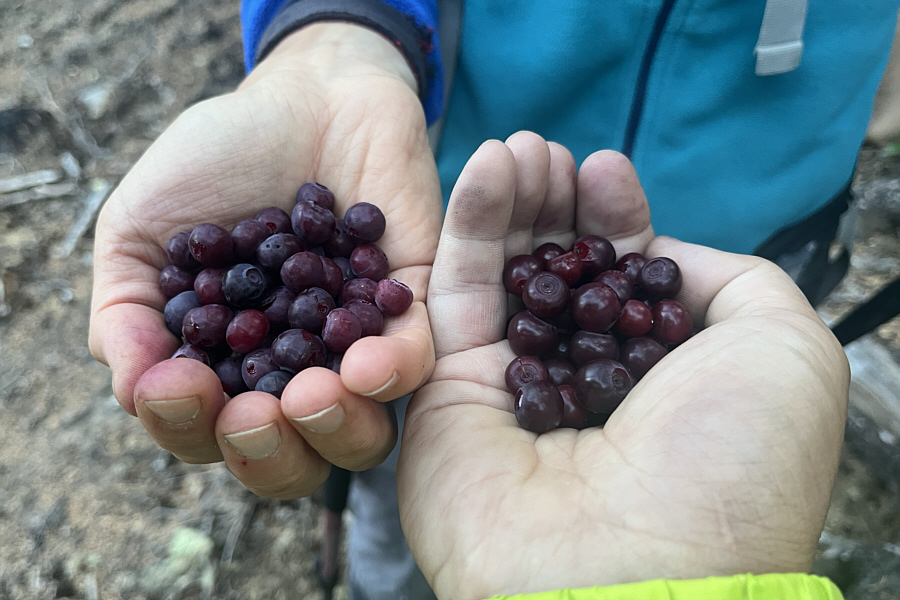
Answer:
241, 22, 418, 97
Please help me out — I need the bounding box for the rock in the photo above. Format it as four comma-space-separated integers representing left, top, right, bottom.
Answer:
77, 84, 117, 120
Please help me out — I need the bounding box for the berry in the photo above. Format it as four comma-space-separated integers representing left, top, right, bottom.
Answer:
350, 244, 389, 281
507, 311, 558, 357
231, 219, 272, 261
619, 337, 668, 380
614, 299, 654, 338
574, 359, 634, 414
558, 385, 590, 429
193, 267, 227, 305
344, 202, 386, 242
189, 223, 234, 267
222, 263, 268, 308
640, 257, 682, 301
514, 381, 563, 433
159, 265, 195, 299
182, 304, 233, 348
226, 309, 270, 354
322, 308, 363, 353
503, 254, 543, 295
255, 370, 293, 399
271, 329, 327, 373
164, 291, 202, 336
651, 300, 693, 345
242, 348, 279, 389
573, 235, 615, 279
296, 182, 335, 211
570, 282, 621, 333
292, 201, 335, 245
254, 206, 292, 234
375, 279, 414, 316
522, 272, 570, 318
505, 356, 550, 393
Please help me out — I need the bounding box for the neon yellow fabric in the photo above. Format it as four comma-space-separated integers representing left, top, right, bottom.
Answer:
486, 573, 843, 600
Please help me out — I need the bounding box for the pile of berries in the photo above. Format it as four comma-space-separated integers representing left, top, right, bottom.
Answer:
503, 236, 694, 433
159, 183, 413, 399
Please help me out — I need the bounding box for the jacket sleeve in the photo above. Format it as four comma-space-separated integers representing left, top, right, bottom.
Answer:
484, 573, 844, 600
240, 0, 444, 125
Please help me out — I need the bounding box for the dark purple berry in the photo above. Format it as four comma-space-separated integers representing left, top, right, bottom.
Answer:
343, 299, 385, 337
350, 244, 389, 281
545, 359, 577, 387
533, 242, 566, 268
222, 263, 268, 308
341, 278, 377, 305
344, 202, 386, 242
619, 337, 668, 380
640, 257, 682, 301
573, 235, 615, 280
296, 182, 335, 211
521, 272, 570, 318
288, 287, 335, 333
164, 291, 202, 337
514, 381, 563, 433
546, 251, 583, 287
172, 343, 210, 365
231, 219, 272, 261
319, 257, 345, 298
575, 359, 634, 414
569, 330, 619, 366
259, 286, 296, 330
182, 304, 233, 348
507, 311, 558, 357
188, 223, 234, 267
615, 299, 654, 338
291, 201, 336, 245
242, 348, 280, 389
505, 356, 550, 394
280, 251, 325, 293
570, 282, 621, 333
593, 270, 633, 305
166, 231, 201, 270
322, 308, 363, 353
503, 255, 543, 295
159, 265, 195, 298
651, 300, 693, 346
375, 279, 414, 316
193, 268, 227, 305
226, 309, 270, 354
271, 329, 327, 373
256, 233, 304, 271
254, 206, 292, 234
255, 370, 293, 399
558, 385, 590, 429
324, 217, 356, 258
215, 356, 249, 396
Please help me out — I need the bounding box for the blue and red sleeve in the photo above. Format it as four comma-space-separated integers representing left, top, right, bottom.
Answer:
240, 0, 444, 125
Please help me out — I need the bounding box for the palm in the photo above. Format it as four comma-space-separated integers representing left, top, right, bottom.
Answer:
397, 136, 849, 600
90, 31, 443, 494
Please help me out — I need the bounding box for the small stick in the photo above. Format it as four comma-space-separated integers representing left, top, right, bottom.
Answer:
52, 178, 113, 259
0, 170, 61, 194
220, 498, 258, 564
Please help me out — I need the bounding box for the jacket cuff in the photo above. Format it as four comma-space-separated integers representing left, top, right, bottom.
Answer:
484, 573, 844, 600
251, 0, 442, 125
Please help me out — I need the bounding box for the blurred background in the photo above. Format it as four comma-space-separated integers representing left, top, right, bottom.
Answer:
0, 1, 898, 599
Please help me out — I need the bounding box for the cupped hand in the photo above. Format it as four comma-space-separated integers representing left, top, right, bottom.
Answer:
88, 23, 442, 498
397, 133, 849, 600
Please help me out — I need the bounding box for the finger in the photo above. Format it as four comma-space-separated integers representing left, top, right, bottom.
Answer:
133, 358, 227, 463
576, 150, 654, 256
503, 131, 552, 259
216, 392, 331, 499
281, 367, 398, 471
531, 142, 577, 251
429, 140, 517, 359
89, 258, 177, 415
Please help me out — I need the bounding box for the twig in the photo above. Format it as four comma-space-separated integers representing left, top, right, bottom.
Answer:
52, 178, 113, 259
0, 182, 79, 209
220, 498, 259, 564
0, 170, 61, 194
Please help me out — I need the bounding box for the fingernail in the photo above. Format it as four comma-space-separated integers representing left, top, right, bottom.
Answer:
224, 423, 281, 459
292, 403, 345, 435
143, 397, 201, 424
363, 371, 399, 397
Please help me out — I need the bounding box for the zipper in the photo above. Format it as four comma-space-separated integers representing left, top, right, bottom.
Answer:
622, 0, 678, 158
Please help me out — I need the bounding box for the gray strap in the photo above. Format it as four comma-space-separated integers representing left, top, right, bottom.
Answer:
754, 0, 808, 76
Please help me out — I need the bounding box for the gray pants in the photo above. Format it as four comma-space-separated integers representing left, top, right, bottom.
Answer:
346, 395, 437, 600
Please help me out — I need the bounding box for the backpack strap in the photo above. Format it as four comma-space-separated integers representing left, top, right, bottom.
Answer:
755, 0, 808, 75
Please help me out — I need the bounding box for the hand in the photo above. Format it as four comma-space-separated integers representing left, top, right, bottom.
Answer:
88, 23, 442, 498
397, 133, 849, 600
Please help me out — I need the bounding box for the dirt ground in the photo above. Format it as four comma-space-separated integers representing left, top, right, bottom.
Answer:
0, 1, 898, 599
